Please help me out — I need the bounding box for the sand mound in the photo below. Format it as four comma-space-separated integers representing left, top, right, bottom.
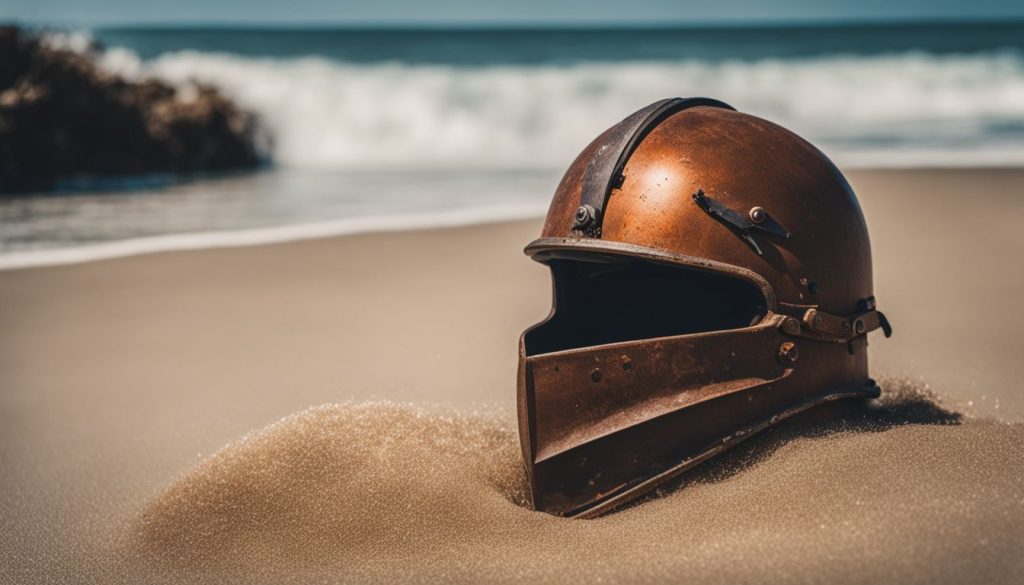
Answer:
130, 380, 1024, 584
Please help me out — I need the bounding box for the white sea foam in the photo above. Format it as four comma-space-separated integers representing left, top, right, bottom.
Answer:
96, 47, 1024, 170
39, 29, 96, 54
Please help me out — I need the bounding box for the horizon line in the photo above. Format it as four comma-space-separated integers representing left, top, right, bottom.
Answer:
8, 15, 1024, 31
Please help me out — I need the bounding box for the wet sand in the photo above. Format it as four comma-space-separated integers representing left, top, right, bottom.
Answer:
2, 168, 1024, 583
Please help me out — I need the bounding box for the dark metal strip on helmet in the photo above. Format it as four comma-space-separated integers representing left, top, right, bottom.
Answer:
692, 189, 791, 257
877, 311, 893, 337
571, 97, 735, 237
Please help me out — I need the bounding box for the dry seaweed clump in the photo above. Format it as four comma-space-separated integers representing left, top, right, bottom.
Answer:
0, 25, 262, 194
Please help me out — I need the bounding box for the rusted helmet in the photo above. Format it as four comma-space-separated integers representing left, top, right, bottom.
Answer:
517, 98, 892, 518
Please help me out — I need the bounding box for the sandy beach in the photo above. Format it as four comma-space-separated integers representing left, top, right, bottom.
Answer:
2, 168, 1024, 584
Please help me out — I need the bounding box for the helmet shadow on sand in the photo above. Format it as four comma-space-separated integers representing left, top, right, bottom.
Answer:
615, 377, 962, 514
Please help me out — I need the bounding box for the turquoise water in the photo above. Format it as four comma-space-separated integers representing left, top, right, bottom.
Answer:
95, 22, 1024, 64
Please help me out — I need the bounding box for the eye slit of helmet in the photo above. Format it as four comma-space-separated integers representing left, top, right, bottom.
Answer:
524, 257, 767, 356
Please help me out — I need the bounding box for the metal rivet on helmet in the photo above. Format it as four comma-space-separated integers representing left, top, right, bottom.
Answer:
748, 206, 767, 224
777, 341, 799, 366
573, 205, 597, 229
781, 317, 802, 336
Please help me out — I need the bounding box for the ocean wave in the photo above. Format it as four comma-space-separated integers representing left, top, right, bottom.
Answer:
91, 46, 1024, 169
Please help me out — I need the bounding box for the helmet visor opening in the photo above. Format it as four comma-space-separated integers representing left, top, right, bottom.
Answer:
525, 257, 767, 356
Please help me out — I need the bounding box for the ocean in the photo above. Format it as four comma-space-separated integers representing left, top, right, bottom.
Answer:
3, 21, 1024, 266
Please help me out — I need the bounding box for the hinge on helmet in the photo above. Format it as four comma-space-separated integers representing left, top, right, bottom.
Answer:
778, 302, 893, 342
692, 190, 790, 256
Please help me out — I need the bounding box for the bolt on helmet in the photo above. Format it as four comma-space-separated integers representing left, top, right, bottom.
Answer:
517, 98, 892, 518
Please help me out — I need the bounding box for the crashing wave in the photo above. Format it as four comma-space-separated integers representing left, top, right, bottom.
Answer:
90, 45, 1024, 170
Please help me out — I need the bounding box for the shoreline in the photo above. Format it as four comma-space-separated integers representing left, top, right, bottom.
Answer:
4, 166, 1023, 271
0, 201, 547, 271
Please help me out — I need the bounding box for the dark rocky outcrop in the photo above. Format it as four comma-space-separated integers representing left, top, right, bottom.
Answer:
0, 26, 262, 194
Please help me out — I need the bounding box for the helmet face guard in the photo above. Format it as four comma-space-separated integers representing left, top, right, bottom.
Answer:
517, 99, 891, 518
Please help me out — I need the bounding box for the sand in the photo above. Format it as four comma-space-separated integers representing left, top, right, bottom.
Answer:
126, 386, 1021, 585
2, 168, 1024, 583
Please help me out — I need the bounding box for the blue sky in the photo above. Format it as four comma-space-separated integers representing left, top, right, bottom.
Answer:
5, 0, 1024, 26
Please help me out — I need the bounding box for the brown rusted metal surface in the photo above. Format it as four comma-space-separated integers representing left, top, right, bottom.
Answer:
572, 98, 734, 236
518, 97, 893, 518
